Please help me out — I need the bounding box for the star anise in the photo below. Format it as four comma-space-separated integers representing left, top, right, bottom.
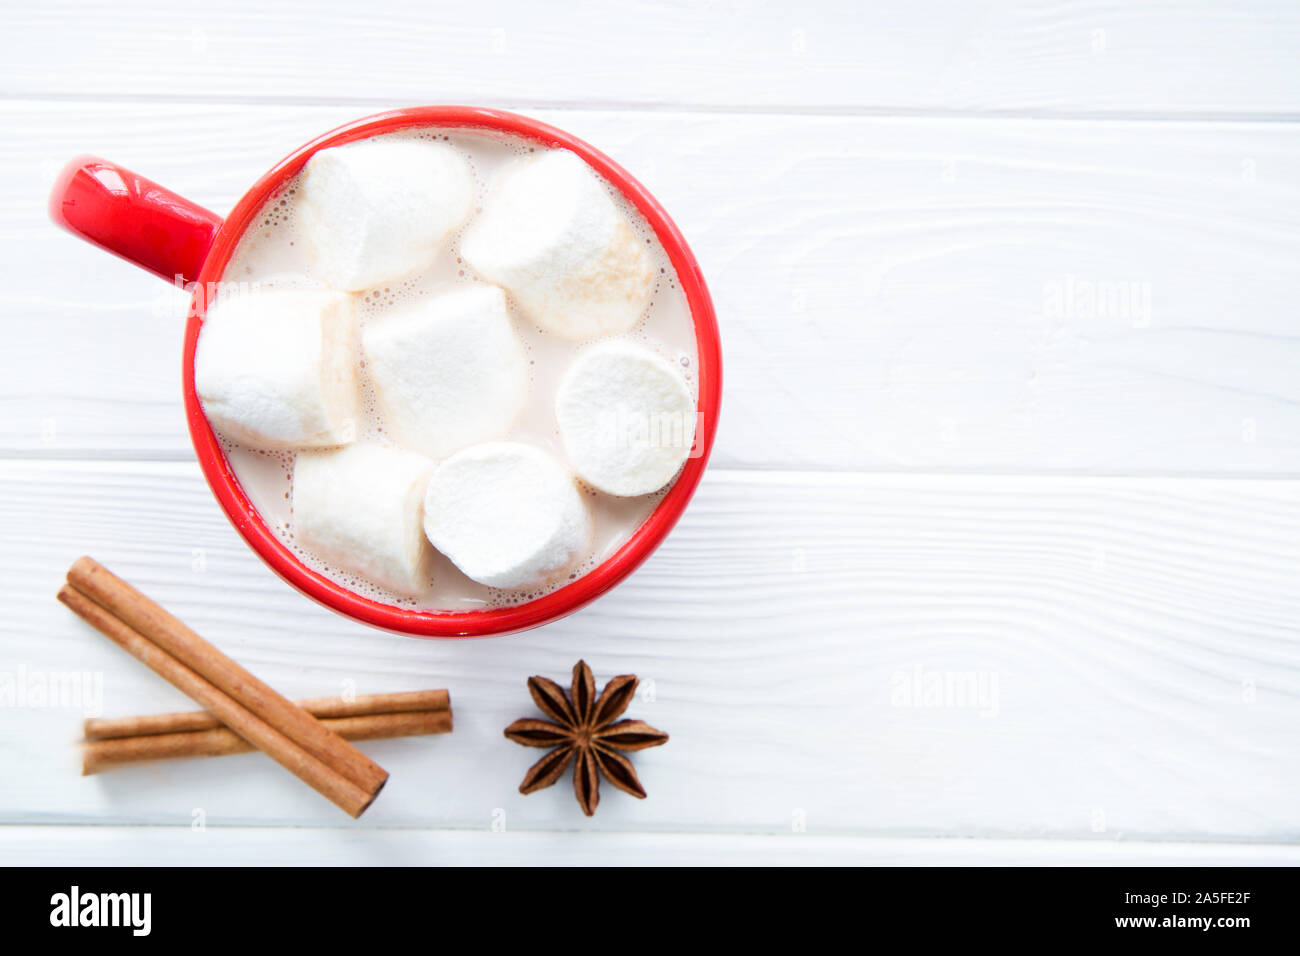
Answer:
504, 660, 668, 816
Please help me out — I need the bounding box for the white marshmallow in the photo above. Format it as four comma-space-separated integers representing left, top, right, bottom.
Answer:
293, 443, 436, 596
195, 288, 359, 450
460, 150, 654, 339
299, 139, 474, 291
555, 341, 696, 496
362, 285, 529, 459
423, 443, 591, 590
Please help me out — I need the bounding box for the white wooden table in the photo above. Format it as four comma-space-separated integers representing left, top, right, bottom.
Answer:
3, 0, 1299, 865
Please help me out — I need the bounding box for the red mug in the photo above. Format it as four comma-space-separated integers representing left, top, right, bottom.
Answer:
49, 106, 722, 638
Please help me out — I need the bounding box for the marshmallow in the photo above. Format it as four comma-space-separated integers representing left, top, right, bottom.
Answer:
195, 288, 359, 450
460, 150, 654, 339
423, 442, 591, 590
299, 138, 474, 291
293, 443, 436, 596
555, 341, 696, 496
362, 284, 529, 458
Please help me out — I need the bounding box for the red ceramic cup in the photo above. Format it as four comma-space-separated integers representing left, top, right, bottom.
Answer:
49, 106, 721, 638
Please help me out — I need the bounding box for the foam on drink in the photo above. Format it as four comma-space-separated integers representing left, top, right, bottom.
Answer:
212, 127, 699, 611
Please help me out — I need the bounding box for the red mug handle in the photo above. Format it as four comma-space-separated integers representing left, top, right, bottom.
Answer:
48, 156, 223, 285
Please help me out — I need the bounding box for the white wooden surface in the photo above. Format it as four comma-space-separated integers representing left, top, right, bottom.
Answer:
2, 1, 1299, 865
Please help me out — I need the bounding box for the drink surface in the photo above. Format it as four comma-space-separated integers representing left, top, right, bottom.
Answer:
215, 127, 699, 611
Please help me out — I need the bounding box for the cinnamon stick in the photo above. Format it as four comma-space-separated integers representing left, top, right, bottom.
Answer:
83, 709, 452, 775
65, 557, 387, 797
58, 559, 389, 818
84, 689, 451, 740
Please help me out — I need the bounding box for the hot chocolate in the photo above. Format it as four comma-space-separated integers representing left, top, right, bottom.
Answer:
199, 127, 699, 611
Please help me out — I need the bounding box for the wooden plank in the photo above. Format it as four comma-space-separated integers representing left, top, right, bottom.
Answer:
8, 101, 1300, 472
3, 825, 1297, 866
4, 1, 1300, 115
2, 461, 1297, 839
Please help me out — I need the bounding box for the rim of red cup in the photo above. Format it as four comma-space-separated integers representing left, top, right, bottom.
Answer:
181, 106, 722, 638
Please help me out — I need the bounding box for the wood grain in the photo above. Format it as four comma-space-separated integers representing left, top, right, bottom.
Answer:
5, 0, 1300, 864
8, 101, 1300, 472
2, 460, 1296, 838
4, 825, 1299, 867
4, 1, 1299, 116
